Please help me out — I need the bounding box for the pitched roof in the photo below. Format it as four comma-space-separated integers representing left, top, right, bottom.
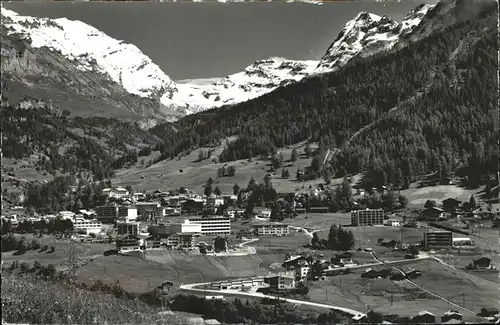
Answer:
417, 310, 435, 316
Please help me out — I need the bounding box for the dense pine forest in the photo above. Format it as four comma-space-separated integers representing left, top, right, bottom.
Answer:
151, 3, 498, 189
0, 94, 162, 180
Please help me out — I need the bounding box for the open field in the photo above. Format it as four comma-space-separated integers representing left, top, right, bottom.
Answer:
77, 250, 290, 294
398, 259, 499, 313
400, 184, 484, 208
433, 251, 499, 282
306, 260, 492, 322
316, 225, 427, 251
1, 234, 115, 268
287, 213, 351, 230
112, 141, 350, 194
1, 157, 56, 194
252, 233, 312, 250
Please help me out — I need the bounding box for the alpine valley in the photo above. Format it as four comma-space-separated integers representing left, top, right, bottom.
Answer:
1, 0, 498, 200
1, 1, 499, 324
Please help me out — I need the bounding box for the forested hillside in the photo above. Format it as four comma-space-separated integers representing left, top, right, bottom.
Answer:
0, 92, 163, 180
151, 1, 497, 189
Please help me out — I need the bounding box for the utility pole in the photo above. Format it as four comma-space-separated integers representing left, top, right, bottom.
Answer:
462, 293, 465, 308
391, 292, 394, 306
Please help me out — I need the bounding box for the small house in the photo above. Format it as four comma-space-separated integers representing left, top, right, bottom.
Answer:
352, 314, 367, 323
413, 310, 436, 323
441, 310, 463, 323
406, 269, 422, 279
379, 238, 398, 248
390, 272, 406, 281
473, 257, 491, 269
116, 235, 141, 252
361, 268, 378, 279
479, 308, 499, 317
421, 207, 445, 221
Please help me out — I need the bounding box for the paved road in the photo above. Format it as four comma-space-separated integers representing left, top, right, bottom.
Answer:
179, 281, 367, 317
237, 238, 259, 248
290, 226, 330, 239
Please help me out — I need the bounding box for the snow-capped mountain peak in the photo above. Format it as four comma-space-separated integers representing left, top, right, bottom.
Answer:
316, 3, 435, 71
1, 8, 175, 101
1, 3, 435, 120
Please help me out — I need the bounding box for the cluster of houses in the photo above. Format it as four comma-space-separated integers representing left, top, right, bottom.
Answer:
360, 267, 422, 281
419, 197, 499, 222
207, 274, 296, 292
279, 252, 361, 281
353, 309, 469, 324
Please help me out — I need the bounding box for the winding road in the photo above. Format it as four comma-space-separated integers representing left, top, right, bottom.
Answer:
179, 281, 367, 317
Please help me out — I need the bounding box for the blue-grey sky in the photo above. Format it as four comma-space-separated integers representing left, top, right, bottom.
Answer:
3, 1, 437, 80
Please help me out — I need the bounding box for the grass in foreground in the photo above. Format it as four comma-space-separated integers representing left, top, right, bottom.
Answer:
1, 272, 185, 325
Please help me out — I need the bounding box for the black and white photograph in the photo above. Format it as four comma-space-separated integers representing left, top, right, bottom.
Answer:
0, 0, 498, 324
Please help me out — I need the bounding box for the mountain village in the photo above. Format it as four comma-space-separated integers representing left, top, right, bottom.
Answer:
1, 0, 499, 324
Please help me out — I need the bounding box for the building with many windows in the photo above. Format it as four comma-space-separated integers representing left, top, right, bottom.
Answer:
351, 209, 384, 226
423, 231, 453, 248
117, 221, 139, 236
73, 217, 102, 235
102, 187, 130, 199
187, 216, 231, 236
118, 206, 138, 222
264, 275, 296, 290
169, 221, 202, 234
166, 232, 198, 249
95, 205, 119, 223
252, 223, 290, 236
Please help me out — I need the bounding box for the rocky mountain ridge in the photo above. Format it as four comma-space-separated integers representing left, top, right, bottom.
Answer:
1, 3, 435, 120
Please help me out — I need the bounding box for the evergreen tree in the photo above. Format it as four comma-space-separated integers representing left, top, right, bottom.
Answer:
469, 195, 477, 210
233, 183, 240, 196
204, 183, 213, 197
214, 186, 222, 196
291, 148, 298, 162
311, 232, 320, 248
304, 143, 312, 157
328, 224, 339, 249
398, 195, 409, 209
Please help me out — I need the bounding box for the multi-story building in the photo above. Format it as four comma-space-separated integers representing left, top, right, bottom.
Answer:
351, 209, 384, 226
116, 235, 141, 252
223, 207, 245, 220
187, 216, 231, 236
167, 195, 187, 207
206, 195, 225, 207
163, 206, 182, 216
166, 233, 198, 249
117, 221, 139, 236
118, 206, 138, 222
253, 207, 272, 219
95, 205, 119, 224
264, 275, 296, 290
102, 187, 130, 199
252, 223, 290, 236
134, 202, 161, 219
72, 217, 103, 235
423, 231, 453, 248
169, 221, 202, 234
